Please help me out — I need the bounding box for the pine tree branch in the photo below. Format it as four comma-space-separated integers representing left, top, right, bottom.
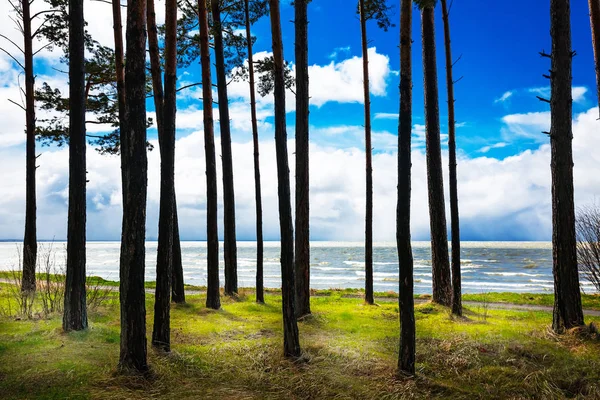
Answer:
0, 34, 24, 54
8, 99, 26, 111
0, 47, 25, 70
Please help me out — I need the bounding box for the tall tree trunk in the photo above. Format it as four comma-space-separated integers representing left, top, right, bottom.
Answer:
21, 0, 37, 293
147, 0, 185, 307
269, 0, 301, 359
550, 0, 585, 332
294, 0, 310, 318
112, 0, 127, 202
359, 0, 374, 306
397, 0, 415, 376
589, 0, 600, 113
421, 5, 452, 307
440, 0, 461, 317
244, 0, 264, 304
211, 0, 238, 296
151, 0, 176, 352
200, 0, 220, 310
63, 0, 88, 332
171, 205, 186, 303
119, 0, 148, 372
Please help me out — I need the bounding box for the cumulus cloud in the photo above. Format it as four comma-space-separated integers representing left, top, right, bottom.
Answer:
4, 108, 599, 242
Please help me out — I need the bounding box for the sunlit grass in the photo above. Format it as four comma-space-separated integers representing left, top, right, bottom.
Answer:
1, 283, 600, 399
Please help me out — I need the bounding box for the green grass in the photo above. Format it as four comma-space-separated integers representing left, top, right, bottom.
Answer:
4, 271, 599, 310
1, 283, 600, 399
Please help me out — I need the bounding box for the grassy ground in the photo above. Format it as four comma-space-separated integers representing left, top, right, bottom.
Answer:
1, 285, 600, 399
2, 271, 599, 310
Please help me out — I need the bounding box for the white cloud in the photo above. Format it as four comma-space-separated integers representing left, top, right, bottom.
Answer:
528, 86, 588, 104
1, 108, 600, 242
501, 111, 550, 142
374, 113, 399, 120
494, 91, 513, 104
328, 46, 351, 59
478, 142, 508, 153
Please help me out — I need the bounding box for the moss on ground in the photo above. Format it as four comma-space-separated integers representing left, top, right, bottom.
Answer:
1, 282, 600, 399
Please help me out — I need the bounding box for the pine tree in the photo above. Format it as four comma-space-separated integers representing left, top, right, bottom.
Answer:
268, 0, 301, 358
547, 0, 585, 332
440, 0, 461, 316
415, 0, 452, 306
397, 0, 415, 376
63, 0, 88, 332
294, 0, 311, 318
200, 0, 221, 311
118, 0, 149, 372
358, 0, 394, 305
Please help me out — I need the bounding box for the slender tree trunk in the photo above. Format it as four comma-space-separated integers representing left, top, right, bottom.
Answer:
550, 0, 585, 332
112, 0, 127, 202
397, 0, 415, 376
21, 0, 37, 293
589, 0, 600, 113
269, 0, 301, 359
200, 0, 220, 310
359, 0, 374, 306
151, 0, 177, 352
421, 5, 452, 307
119, 0, 148, 372
63, 0, 88, 332
294, 0, 310, 317
211, 0, 238, 296
440, 0, 461, 317
244, 0, 264, 304
147, 0, 185, 306
171, 205, 186, 303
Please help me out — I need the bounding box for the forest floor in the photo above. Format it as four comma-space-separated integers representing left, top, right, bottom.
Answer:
1, 283, 600, 399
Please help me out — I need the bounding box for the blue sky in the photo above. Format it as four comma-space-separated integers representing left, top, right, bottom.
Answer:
1, 0, 600, 242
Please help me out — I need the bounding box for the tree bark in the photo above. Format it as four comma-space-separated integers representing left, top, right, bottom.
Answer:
440, 0, 461, 317
294, 0, 310, 317
171, 205, 186, 303
359, 0, 374, 306
421, 5, 452, 307
244, 0, 264, 304
119, 0, 148, 373
269, 0, 301, 359
151, 0, 176, 352
21, 0, 37, 294
200, 0, 221, 310
63, 0, 88, 332
112, 0, 127, 202
397, 0, 415, 376
211, 0, 238, 296
589, 0, 600, 113
550, 0, 585, 332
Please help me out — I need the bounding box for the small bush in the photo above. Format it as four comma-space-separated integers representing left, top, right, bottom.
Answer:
576, 205, 600, 292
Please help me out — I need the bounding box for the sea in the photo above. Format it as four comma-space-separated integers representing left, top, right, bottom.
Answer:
0, 241, 596, 294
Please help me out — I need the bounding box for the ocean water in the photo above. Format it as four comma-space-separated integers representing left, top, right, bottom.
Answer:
0, 241, 596, 294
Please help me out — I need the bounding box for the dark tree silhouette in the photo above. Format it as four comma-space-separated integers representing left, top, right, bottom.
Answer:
63, 0, 88, 332
151, 0, 177, 351
358, 0, 393, 305
200, 0, 221, 311
244, 0, 267, 304
440, 0, 461, 316
415, 0, 452, 307
397, 0, 415, 376
119, 0, 149, 372
295, 0, 310, 318
211, 0, 238, 296
269, 0, 301, 358
589, 0, 600, 113
548, 0, 585, 333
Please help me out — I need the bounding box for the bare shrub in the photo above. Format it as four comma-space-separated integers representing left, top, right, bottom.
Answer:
576, 205, 600, 292
87, 280, 114, 312
36, 243, 65, 317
